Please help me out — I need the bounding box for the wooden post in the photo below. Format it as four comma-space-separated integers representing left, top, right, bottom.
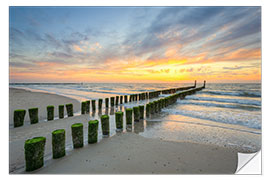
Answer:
120, 96, 123, 104
115, 111, 124, 131
91, 100, 96, 112
86, 100, 90, 114
133, 106, 140, 122
24, 137, 46, 171
126, 108, 133, 125
71, 123, 84, 148
139, 105, 144, 119
116, 96, 119, 106
88, 120, 99, 144
98, 99, 103, 110
81, 101, 86, 114
105, 98, 109, 108
52, 129, 65, 159
111, 97, 115, 106
29, 108, 38, 124
101, 115, 110, 137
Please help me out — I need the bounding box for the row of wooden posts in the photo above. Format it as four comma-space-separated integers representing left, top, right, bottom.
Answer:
23, 83, 206, 172
13, 81, 202, 128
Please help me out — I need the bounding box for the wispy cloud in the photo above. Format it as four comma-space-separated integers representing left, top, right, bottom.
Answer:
9, 7, 261, 83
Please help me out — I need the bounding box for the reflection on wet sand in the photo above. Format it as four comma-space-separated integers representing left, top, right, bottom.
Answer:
110, 107, 115, 115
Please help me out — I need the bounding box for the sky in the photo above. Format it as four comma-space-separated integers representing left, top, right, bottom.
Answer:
9, 7, 261, 83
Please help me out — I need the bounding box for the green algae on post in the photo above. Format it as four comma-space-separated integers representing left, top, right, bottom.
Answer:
71, 123, 84, 148
24, 136, 46, 171
52, 129, 65, 159
88, 120, 99, 144
105, 98, 109, 108
115, 111, 124, 131
150, 102, 155, 114
47, 105, 54, 121
101, 115, 110, 137
59, 105, 64, 119
65, 103, 73, 117
125, 108, 133, 125
28, 108, 38, 124
91, 100, 96, 112
139, 105, 144, 119
14, 109, 26, 127
81, 101, 86, 114
86, 100, 90, 114
133, 106, 140, 122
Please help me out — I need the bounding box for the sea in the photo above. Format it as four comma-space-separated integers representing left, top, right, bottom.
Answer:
10, 82, 261, 153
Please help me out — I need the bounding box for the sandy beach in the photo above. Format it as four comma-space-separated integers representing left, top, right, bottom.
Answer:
9, 87, 240, 174
9, 88, 81, 127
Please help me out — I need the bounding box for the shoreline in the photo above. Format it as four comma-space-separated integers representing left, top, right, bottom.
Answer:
9, 86, 259, 174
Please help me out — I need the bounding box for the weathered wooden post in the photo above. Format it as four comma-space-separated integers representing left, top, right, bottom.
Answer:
59, 105, 64, 119
152, 101, 157, 113
110, 97, 115, 106
52, 129, 65, 159
115, 111, 124, 131
194, 80, 197, 88
81, 101, 86, 114
203, 80, 206, 88
88, 120, 99, 144
158, 99, 162, 112
124, 95, 128, 103
101, 115, 110, 137
71, 123, 84, 148
125, 108, 133, 125
105, 98, 109, 108
133, 106, 140, 122
116, 96, 119, 106
28, 108, 38, 124
139, 105, 144, 119
47, 105, 54, 121
120, 96, 123, 104
98, 99, 103, 110
149, 102, 154, 114
24, 136, 46, 171
146, 103, 150, 117
92, 100, 96, 112
65, 103, 73, 117
86, 100, 90, 114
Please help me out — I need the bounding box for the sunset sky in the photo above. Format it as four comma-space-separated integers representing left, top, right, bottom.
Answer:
9, 7, 261, 83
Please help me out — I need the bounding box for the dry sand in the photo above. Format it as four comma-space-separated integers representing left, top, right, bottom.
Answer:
9, 88, 81, 127
9, 88, 238, 174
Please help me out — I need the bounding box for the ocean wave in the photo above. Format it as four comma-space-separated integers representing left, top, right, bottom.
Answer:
185, 96, 261, 106
200, 90, 261, 97
162, 108, 261, 129
177, 100, 261, 111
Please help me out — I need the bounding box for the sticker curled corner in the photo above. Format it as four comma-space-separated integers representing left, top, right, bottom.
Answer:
235, 150, 261, 174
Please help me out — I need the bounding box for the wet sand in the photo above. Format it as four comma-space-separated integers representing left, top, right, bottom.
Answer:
9, 88, 238, 174
31, 133, 238, 174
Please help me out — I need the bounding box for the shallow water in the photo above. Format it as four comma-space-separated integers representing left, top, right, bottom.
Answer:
10, 83, 261, 152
